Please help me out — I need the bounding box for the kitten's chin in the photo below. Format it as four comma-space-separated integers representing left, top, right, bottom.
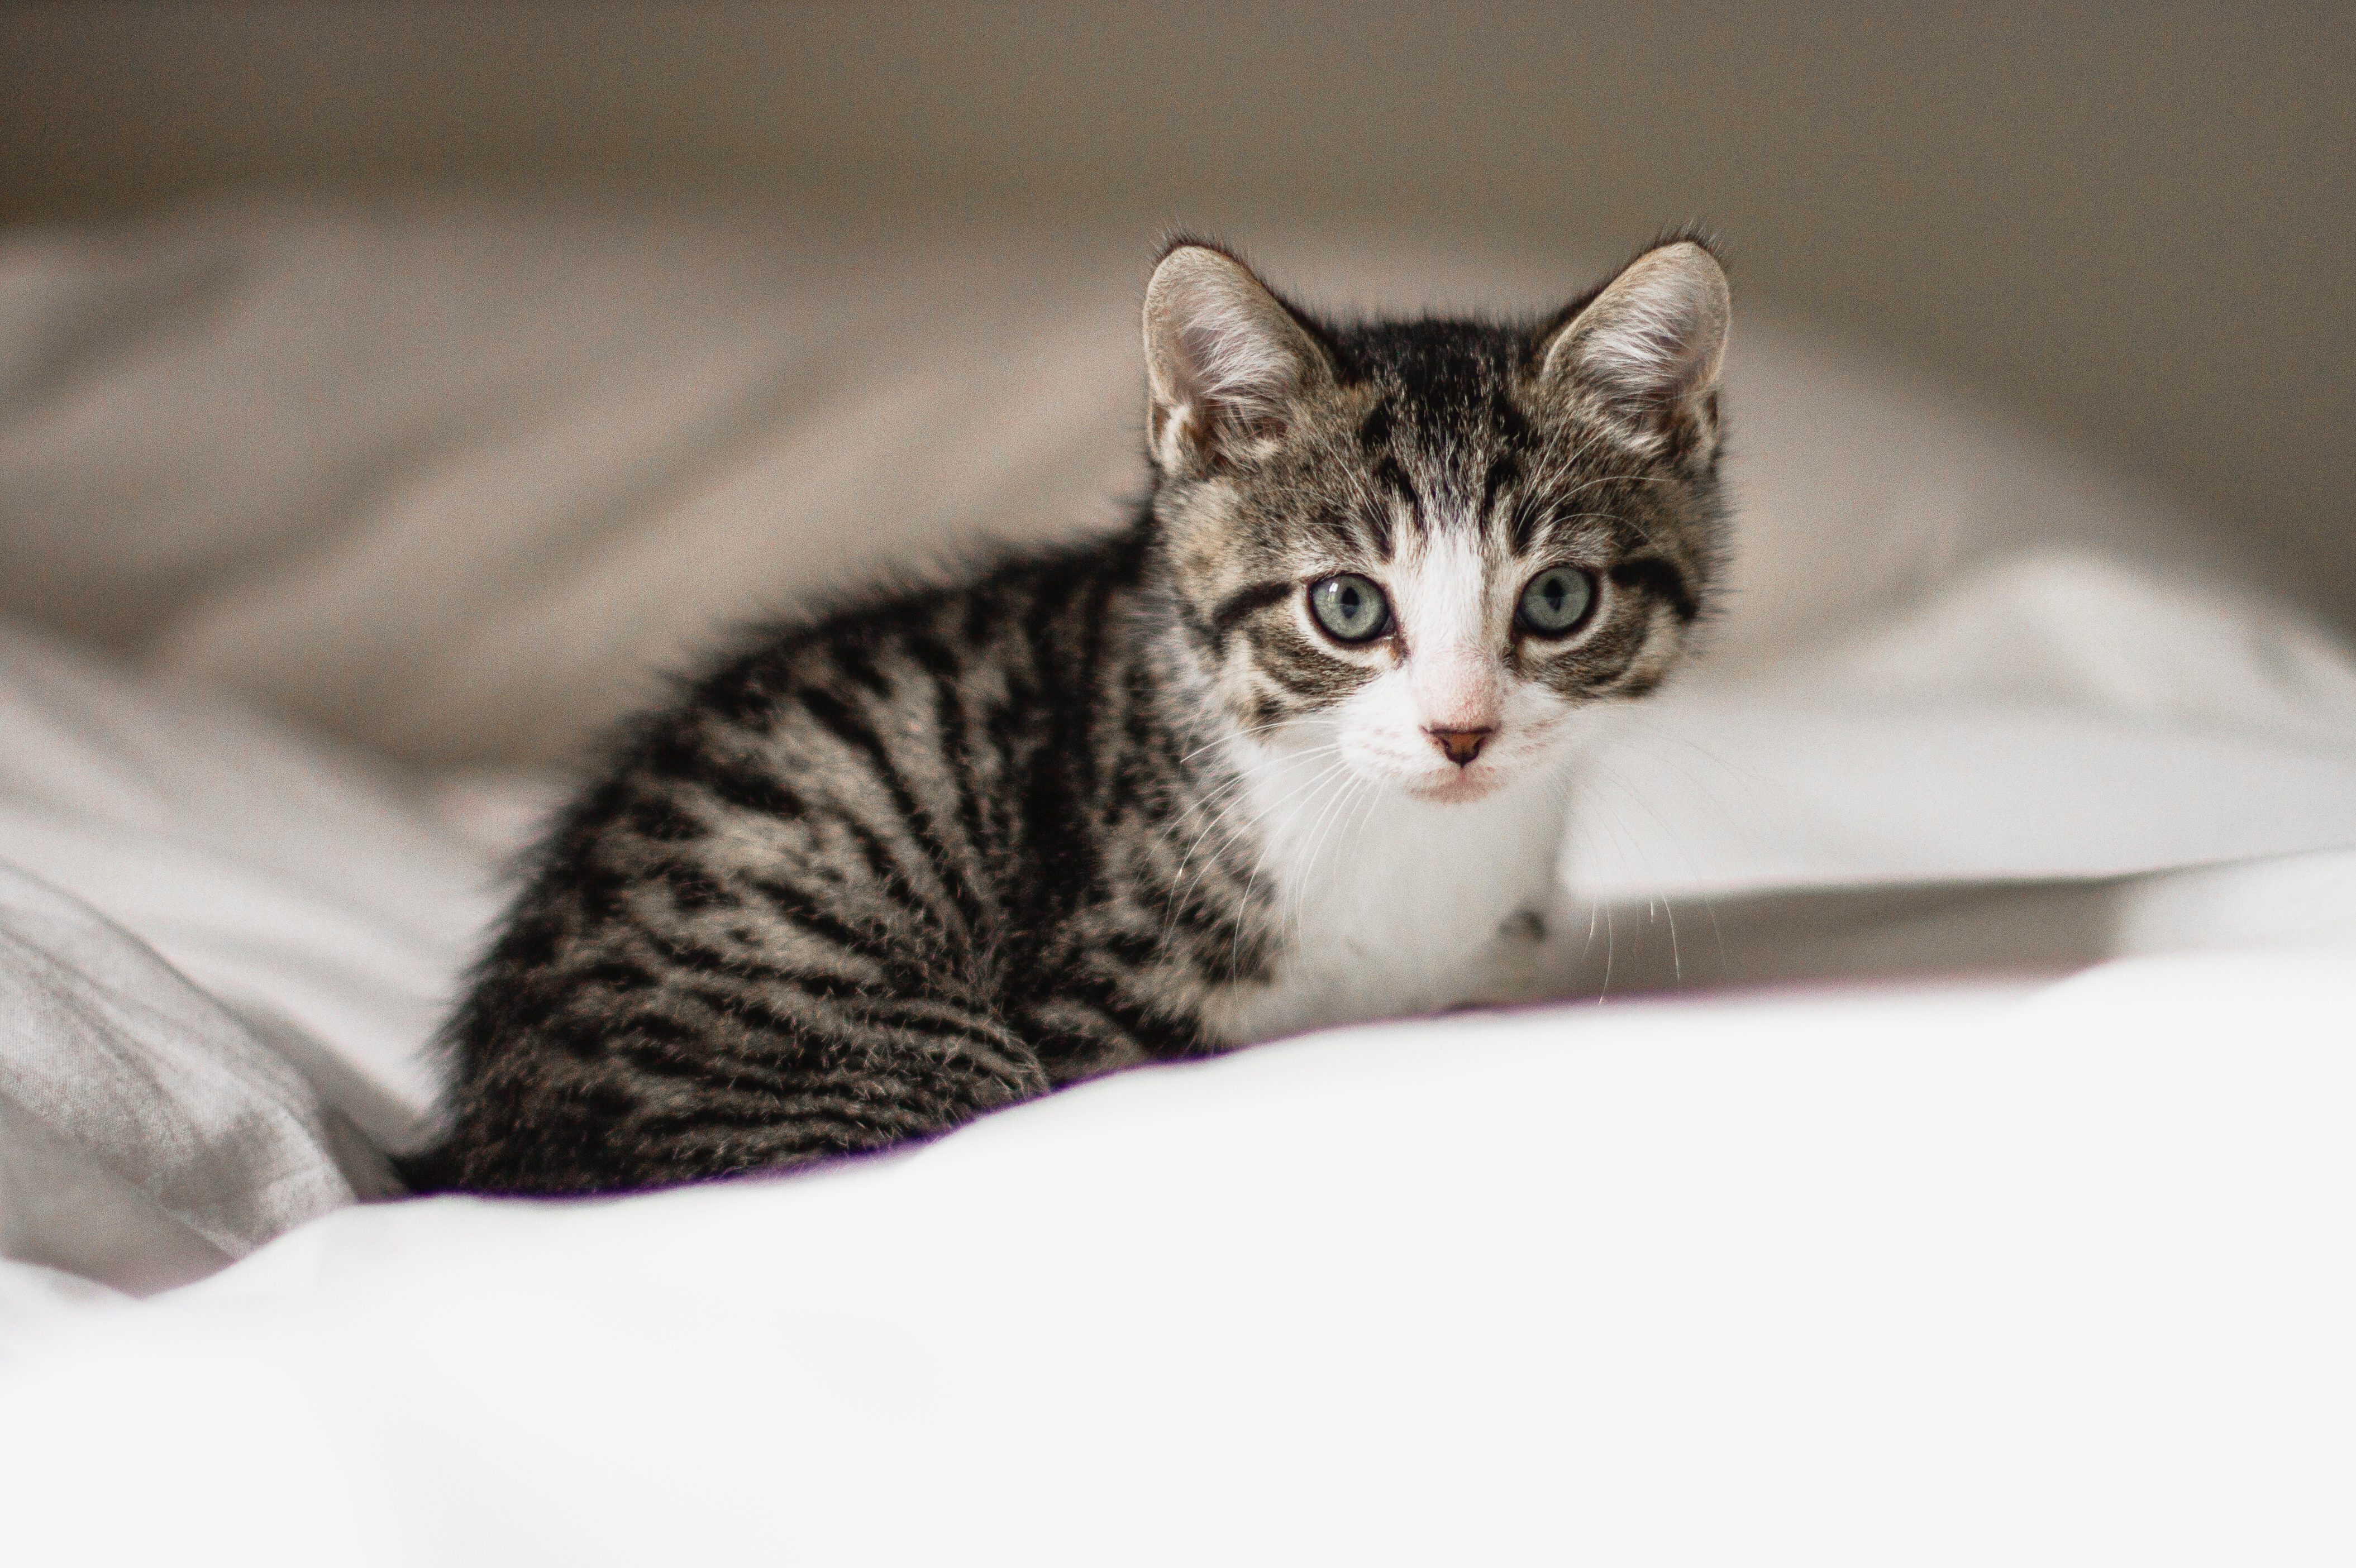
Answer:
1400, 769, 1508, 805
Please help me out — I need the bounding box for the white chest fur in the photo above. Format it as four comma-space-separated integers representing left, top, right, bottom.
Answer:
1203, 748, 1572, 1045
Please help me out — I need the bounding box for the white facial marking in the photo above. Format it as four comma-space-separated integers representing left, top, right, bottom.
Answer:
1399, 532, 1499, 734
1322, 529, 1528, 802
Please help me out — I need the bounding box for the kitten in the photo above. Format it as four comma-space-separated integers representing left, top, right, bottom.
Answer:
408, 235, 1732, 1195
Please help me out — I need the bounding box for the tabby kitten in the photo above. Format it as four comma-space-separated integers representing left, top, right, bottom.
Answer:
410, 235, 1733, 1195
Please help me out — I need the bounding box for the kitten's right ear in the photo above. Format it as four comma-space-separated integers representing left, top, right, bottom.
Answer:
1143, 243, 1331, 473
1538, 240, 1731, 447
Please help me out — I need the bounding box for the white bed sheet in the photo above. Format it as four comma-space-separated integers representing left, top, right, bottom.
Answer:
2, 947, 2351, 1564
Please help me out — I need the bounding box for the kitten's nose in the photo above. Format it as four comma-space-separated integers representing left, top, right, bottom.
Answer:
1428, 727, 1494, 767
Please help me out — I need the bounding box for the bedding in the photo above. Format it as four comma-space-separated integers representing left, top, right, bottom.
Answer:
1, 898, 2349, 1562
0, 200, 2352, 1560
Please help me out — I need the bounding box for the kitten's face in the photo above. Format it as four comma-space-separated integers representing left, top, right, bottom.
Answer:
1143, 240, 1730, 804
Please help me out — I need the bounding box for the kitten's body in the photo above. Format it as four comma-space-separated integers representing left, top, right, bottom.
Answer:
415, 238, 1731, 1194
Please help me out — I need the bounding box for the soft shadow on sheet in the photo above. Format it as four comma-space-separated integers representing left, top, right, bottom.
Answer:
1543, 849, 2356, 1002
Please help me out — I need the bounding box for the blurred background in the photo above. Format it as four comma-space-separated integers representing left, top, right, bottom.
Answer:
0, 1, 2348, 776
6, 1, 2346, 599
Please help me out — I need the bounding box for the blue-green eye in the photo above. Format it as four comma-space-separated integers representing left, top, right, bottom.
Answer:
1517, 566, 1596, 637
1308, 574, 1391, 642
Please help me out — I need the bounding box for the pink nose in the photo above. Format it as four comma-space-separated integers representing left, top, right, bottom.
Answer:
1428, 727, 1493, 766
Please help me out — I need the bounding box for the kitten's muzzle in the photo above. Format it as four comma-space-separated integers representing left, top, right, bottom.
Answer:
1427, 727, 1494, 767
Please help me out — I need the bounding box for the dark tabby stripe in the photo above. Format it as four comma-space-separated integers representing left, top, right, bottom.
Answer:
411, 533, 1271, 1194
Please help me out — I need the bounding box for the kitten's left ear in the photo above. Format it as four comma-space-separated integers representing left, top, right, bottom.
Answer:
1539, 240, 1731, 448
1143, 242, 1333, 473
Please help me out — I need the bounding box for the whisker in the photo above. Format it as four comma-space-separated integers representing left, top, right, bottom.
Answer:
1153, 742, 1353, 950
1227, 755, 1361, 973
1290, 764, 1381, 940
1153, 739, 1347, 852
1282, 765, 1363, 940
1174, 715, 1306, 769
1159, 761, 1333, 932
1599, 899, 1616, 1003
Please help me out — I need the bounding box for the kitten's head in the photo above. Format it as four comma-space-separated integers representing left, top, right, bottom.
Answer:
1143, 236, 1731, 804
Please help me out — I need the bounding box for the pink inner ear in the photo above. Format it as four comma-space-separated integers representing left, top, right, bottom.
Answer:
1175, 303, 1298, 433
1547, 245, 1730, 408
1148, 247, 1320, 461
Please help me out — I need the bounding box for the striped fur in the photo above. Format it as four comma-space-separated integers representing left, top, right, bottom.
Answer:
411, 235, 1733, 1194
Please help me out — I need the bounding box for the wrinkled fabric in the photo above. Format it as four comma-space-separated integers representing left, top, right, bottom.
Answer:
2, 945, 2351, 1564
0, 866, 354, 1294
0, 621, 502, 1161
